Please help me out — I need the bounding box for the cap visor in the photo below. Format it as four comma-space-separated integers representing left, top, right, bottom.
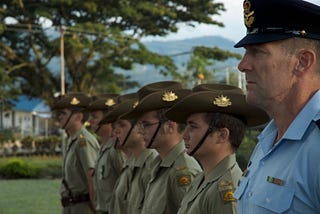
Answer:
234, 33, 294, 48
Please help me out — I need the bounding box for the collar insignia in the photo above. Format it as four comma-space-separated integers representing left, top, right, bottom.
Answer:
70, 97, 80, 105
105, 98, 116, 106
162, 91, 178, 102
244, 0, 254, 28
213, 95, 232, 107
133, 101, 139, 108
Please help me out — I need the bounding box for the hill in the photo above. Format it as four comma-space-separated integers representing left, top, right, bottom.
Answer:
119, 35, 243, 91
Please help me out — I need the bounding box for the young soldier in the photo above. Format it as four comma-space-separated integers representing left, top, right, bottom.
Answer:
87, 94, 125, 214
165, 84, 269, 214
122, 81, 203, 214
52, 92, 99, 214
101, 93, 137, 214
101, 93, 158, 214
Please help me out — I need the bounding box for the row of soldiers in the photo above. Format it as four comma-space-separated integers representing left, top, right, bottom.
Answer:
52, 81, 269, 214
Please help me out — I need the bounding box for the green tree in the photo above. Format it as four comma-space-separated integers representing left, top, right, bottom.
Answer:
173, 46, 242, 87
0, 0, 226, 105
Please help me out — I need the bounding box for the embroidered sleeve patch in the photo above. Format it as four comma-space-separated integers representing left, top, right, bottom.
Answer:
223, 191, 235, 202
218, 180, 236, 203
178, 175, 191, 186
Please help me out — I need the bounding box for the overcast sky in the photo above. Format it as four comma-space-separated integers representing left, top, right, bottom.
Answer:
145, 0, 320, 43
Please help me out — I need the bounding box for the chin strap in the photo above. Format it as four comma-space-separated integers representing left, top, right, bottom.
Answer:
189, 118, 216, 156
121, 120, 137, 147
146, 119, 167, 149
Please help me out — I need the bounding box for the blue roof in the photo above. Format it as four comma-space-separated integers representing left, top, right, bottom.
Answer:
12, 95, 51, 117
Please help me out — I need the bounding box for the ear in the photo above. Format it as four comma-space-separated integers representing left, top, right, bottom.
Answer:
74, 111, 83, 122
164, 120, 175, 134
216, 128, 230, 143
295, 49, 316, 76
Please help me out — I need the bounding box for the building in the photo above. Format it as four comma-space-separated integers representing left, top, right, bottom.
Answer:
1, 95, 52, 137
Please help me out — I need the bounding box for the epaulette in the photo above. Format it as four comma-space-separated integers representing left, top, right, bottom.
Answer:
175, 166, 187, 171
316, 119, 320, 129
78, 134, 87, 147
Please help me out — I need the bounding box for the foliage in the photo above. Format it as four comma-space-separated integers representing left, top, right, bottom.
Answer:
236, 129, 262, 170
173, 46, 242, 87
0, 158, 40, 178
0, 156, 62, 179
0, 129, 14, 144
0, 0, 226, 105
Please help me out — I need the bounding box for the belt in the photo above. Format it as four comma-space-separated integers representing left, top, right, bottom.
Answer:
61, 193, 90, 207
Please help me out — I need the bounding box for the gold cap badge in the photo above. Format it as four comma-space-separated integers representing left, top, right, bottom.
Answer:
162, 91, 178, 102
105, 98, 116, 107
244, 0, 255, 28
213, 95, 232, 107
70, 97, 80, 105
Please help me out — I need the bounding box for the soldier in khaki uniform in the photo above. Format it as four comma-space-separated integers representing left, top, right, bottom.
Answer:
87, 94, 125, 214
52, 92, 100, 214
123, 81, 203, 214
101, 93, 137, 214
165, 84, 269, 214
101, 93, 158, 214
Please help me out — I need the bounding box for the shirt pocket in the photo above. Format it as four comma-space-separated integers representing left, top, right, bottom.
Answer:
234, 176, 249, 200
252, 181, 295, 213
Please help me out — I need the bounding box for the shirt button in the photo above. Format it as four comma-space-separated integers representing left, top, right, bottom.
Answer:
248, 191, 253, 197
266, 197, 270, 203
261, 161, 265, 166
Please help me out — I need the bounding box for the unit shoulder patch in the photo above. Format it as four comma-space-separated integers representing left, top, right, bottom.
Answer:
218, 180, 236, 203
177, 175, 191, 186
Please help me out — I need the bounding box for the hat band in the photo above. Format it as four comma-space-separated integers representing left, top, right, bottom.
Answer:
247, 27, 308, 37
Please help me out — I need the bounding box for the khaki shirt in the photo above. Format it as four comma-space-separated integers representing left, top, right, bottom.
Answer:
177, 154, 242, 214
60, 126, 99, 213
141, 142, 202, 214
109, 157, 135, 214
127, 149, 158, 214
93, 138, 125, 213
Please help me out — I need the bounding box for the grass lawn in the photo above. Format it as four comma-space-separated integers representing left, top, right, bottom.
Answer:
0, 179, 61, 214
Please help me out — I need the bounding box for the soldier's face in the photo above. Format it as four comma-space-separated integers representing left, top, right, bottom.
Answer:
57, 108, 73, 129
113, 119, 133, 146
183, 113, 213, 157
138, 111, 161, 148
89, 110, 104, 133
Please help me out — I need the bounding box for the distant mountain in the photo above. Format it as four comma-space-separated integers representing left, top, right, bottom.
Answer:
120, 36, 243, 92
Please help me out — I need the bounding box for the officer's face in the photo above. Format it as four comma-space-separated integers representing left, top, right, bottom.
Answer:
238, 40, 298, 109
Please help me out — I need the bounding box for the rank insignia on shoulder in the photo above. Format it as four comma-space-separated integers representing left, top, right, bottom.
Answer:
178, 175, 191, 186
78, 135, 87, 147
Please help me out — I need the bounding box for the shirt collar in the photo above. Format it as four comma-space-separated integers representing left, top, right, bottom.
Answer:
160, 141, 185, 167
258, 90, 320, 152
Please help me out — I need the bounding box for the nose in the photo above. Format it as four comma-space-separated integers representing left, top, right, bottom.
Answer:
238, 58, 246, 73
182, 130, 190, 142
